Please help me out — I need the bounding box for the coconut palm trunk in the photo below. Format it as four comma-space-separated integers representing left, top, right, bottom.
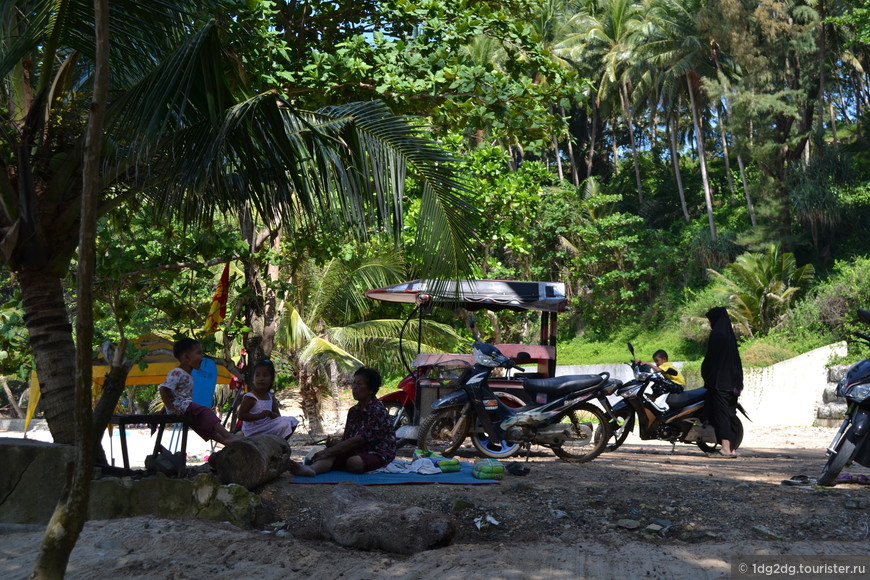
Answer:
668, 114, 690, 222
19, 270, 79, 445
687, 73, 717, 242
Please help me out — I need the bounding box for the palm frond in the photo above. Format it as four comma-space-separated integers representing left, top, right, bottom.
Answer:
298, 337, 362, 374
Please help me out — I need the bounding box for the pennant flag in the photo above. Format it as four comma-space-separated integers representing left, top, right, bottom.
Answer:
24, 369, 41, 436
203, 262, 231, 334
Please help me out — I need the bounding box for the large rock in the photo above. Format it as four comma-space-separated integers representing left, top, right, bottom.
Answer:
208, 434, 292, 490
321, 482, 456, 554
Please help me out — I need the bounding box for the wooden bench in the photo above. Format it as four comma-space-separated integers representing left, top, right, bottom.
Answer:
108, 413, 189, 474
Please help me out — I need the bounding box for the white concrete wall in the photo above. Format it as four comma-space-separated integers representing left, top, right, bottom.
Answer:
557, 342, 847, 427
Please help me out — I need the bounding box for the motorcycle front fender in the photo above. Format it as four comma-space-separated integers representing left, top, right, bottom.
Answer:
851, 408, 870, 437
430, 388, 469, 410
379, 391, 411, 405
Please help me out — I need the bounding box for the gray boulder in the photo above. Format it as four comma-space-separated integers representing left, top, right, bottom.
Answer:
321, 482, 456, 554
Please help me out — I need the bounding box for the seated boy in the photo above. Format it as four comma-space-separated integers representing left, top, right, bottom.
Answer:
159, 338, 241, 445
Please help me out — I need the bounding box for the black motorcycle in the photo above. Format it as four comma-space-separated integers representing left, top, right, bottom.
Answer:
818, 309, 870, 486
417, 341, 619, 462
602, 343, 749, 454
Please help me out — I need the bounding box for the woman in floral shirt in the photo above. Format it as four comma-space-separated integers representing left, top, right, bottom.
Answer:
309, 367, 396, 474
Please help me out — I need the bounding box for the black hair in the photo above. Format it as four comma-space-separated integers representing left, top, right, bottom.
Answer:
354, 366, 382, 395
173, 337, 200, 360
653, 350, 668, 361
252, 359, 276, 383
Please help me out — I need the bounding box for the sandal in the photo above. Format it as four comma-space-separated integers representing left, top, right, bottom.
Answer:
711, 450, 737, 458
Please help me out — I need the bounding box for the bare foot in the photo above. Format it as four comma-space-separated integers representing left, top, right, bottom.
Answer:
290, 462, 316, 478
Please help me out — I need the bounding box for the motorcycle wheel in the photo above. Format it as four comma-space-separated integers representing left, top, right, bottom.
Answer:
697, 416, 744, 454
606, 410, 635, 452
552, 403, 611, 463
384, 401, 412, 448
470, 426, 521, 460
417, 407, 469, 456
818, 425, 861, 486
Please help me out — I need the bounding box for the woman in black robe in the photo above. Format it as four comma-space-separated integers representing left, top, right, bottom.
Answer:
702, 307, 743, 457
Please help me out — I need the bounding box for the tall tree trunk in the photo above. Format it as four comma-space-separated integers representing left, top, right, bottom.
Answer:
715, 104, 736, 203
551, 136, 564, 181
32, 1, 108, 576
619, 82, 644, 203
736, 154, 757, 227
687, 73, 717, 242
1, 376, 24, 417
297, 364, 324, 435
586, 102, 599, 178
559, 105, 579, 187
19, 270, 77, 445
239, 207, 283, 369
816, 0, 827, 136
668, 115, 690, 222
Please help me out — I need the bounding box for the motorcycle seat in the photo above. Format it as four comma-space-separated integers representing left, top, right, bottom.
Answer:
521, 374, 605, 396
665, 387, 707, 408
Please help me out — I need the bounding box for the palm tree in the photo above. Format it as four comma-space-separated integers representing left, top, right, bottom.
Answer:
706, 245, 815, 337
275, 254, 464, 434
635, 0, 720, 240
0, 1, 476, 447
580, 0, 647, 202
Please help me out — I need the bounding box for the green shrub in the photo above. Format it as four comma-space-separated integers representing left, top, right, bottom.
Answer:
739, 340, 800, 367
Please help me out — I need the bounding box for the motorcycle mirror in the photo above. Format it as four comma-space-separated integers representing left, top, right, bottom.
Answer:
466, 313, 480, 340
515, 351, 532, 364
665, 367, 678, 376
627, 342, 635, 357
858, 309, 870, 325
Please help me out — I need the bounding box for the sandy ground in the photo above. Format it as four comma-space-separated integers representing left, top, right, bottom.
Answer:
2, 420, 870, 579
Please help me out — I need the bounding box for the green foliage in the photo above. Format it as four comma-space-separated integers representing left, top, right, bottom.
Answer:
90, 209, 242, 345
777, 255, 870, 350
706, 245, 815, 337
0, 288, 32, 380
739, 339, 801, 368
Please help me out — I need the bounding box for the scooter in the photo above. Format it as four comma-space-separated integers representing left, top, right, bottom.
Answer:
817, 309, 870, 486
602, 343, 748, 454
417, 340, 619, 462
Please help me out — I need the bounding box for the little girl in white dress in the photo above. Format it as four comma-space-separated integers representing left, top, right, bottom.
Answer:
238, 360, 300, 439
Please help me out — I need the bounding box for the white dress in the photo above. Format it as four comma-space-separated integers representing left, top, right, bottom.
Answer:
240, 392, 300, 438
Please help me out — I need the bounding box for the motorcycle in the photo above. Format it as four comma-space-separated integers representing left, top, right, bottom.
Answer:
602, 343, 749, 454
417, 340, 619, 462
818, 309, 870, 486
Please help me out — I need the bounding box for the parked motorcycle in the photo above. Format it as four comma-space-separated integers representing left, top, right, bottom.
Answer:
818, 309, 870, 486
417, 340, 619, 462
602, 343, 748, 454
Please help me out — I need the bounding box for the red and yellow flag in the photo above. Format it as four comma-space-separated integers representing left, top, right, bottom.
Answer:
203, 262, 230, 334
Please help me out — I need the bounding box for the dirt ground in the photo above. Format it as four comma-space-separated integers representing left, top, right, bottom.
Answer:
2, 424, 870, 579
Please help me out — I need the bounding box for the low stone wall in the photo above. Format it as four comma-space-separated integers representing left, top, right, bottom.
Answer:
0, 438, 267, 528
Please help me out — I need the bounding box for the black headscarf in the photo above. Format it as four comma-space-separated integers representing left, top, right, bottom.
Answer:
701, 307, 744, 396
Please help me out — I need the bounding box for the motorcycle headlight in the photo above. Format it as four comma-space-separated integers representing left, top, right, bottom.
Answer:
842, 382, 870, 403
472, 342, 505, 367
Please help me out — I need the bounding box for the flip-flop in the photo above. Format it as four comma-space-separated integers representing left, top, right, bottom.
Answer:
710, 450, 737, 458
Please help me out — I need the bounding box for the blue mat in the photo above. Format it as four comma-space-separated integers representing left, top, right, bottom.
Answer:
292, 461, 498, 485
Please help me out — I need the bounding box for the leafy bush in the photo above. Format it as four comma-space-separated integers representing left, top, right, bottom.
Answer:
739, 339, 800, 367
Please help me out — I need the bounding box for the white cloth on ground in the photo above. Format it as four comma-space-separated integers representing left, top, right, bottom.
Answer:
372, 457, 442, 475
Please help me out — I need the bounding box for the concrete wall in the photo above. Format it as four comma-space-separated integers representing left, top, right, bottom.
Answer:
557, 342, 847, 427
0, 438, 267, 527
